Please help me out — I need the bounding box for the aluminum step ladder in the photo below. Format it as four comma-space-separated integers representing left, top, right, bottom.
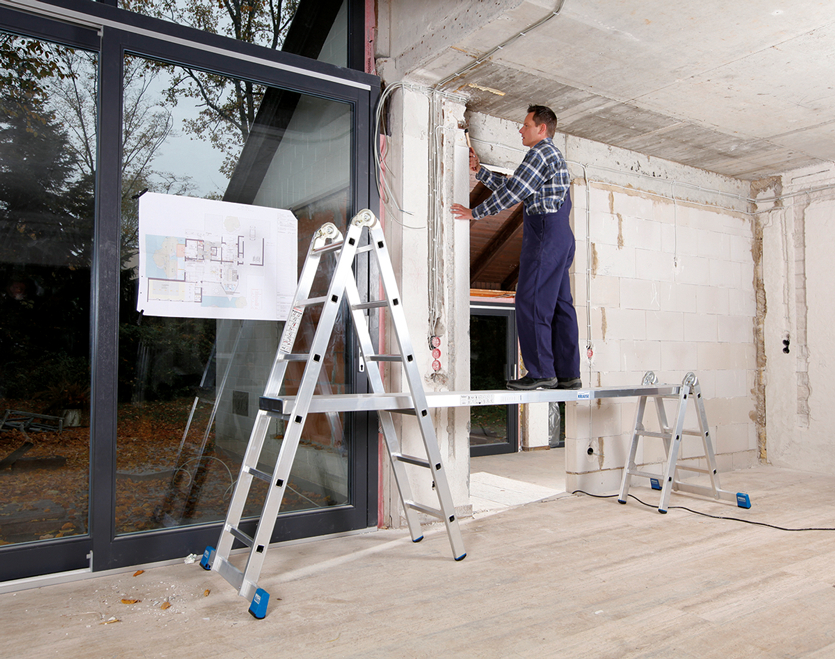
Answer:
200, 209, 466, 619
618, 371, 751, 514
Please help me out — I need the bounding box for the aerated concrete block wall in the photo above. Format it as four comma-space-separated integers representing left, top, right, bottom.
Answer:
566, 178, 757, 493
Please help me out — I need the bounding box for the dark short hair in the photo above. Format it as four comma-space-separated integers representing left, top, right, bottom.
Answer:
527, 104, 557, 138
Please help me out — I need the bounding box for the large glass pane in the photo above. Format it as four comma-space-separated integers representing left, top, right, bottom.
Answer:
469, 314, 511, 448
469, 309, 521, 455
116, 53, 352, 535
0, 36, 96, 545
121, 0, 297, 42
119, 1, 349, 66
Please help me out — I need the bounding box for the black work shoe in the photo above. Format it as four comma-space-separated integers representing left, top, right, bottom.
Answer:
555, 377, 582, 390
506, 375, 558, 390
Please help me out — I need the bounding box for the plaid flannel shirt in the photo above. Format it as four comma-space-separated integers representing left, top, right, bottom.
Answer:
472, 138, 570, 220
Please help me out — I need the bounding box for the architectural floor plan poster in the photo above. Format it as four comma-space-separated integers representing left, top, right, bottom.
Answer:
137, 192, 297, 321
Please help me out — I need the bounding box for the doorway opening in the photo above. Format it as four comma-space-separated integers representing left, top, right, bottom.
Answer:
469, 302, 518, 456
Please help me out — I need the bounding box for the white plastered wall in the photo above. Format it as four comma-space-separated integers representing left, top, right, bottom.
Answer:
759, 163, 835, 473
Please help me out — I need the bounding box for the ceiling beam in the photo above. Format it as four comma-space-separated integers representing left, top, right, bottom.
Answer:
501, 264, 519, 291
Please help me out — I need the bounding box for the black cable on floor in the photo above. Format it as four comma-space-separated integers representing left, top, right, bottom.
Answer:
570, 490, 835, 532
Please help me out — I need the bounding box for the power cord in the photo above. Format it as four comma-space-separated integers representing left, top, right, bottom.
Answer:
571, 490, 835, 532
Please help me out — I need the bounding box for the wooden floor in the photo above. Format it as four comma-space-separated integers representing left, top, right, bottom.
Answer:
4, 464, 835, 658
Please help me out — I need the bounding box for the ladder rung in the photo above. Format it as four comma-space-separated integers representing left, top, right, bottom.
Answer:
312, 242, 343, 255
227, 525, 254, 548
674, 466, 711, 474
277, 354, 309, 361
365, 354, 402, 362
682, 429, 705, 436
628, 469, 661, 481
246, 466, 272, 483
404, 501, 445, 520
352, 300, 389, 311
673, 481, 738, 503
295, 296, 328, 307
356, 245, 373, 254
213, 555, 244, 591
393, 453, 431, 468
636, 430, 671, 439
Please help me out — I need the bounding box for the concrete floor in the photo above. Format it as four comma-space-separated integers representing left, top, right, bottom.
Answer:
4, 455, 835, 658
470, 448, 567, 514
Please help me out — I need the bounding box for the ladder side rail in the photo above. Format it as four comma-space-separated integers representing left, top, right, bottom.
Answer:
343, 273, 424, 542
212, 225, 342, 570
653, 396, 671, 434
618, 395, 649, 503
668, 480, 739, 504
365, 222, 430, 413
657, 384, 690, 513
653, 389, 680, 499
653, 395, 672, 458
689, 376, 722, 496
213, 411, 273, 565
238, 222, 362, 595
366, 220, 466, 560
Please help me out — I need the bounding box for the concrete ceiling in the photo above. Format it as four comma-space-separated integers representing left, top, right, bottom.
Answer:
390, 0, 835, 181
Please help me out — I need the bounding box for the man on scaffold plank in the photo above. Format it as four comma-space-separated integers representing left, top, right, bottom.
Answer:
452, 105, 581, 391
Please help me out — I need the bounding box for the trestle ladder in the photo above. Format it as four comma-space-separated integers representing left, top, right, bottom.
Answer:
200, 209, 466, 619
618, 371, 751, 513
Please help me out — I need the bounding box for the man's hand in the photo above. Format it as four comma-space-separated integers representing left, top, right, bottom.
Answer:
451, 203, 474, 221
469, 147, 480, 172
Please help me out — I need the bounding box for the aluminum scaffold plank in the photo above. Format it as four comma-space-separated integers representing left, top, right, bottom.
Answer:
259, 382, 683, 416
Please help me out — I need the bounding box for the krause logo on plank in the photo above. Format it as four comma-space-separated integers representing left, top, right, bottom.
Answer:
577, 391, 590, 400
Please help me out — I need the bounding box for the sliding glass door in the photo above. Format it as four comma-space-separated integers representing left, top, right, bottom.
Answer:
0, 12, 100, 580
0, 1, 378, 582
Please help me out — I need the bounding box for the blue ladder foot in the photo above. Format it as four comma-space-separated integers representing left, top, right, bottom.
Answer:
736, 492, 751, 509
650, 478, 662, 491
412, 535, 424, 543
199, 546, 214, 571
248, 588, 270, 619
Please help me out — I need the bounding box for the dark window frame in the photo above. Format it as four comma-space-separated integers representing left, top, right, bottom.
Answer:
469, 301, 519, 457
0, 0, 380, 581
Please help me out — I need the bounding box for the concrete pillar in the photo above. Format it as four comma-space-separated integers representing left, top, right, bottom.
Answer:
521, 402, 549, 451
379, 85, 472, 526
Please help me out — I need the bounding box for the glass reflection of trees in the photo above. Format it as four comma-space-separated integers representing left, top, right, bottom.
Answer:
0, 36, 93, 414
123, 0, 300, 177
0, 36, 96, 545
